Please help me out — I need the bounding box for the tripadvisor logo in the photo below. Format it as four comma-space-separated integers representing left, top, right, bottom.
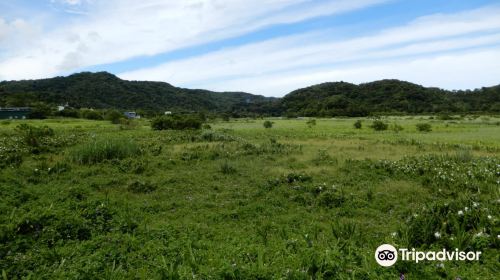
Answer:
375, 244, 482, 267
375, 244, 398, 267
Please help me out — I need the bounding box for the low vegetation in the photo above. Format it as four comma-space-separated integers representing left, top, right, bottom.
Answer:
69, 137, 141, 164
151, 115, 202, 130
0, 116, 498, 279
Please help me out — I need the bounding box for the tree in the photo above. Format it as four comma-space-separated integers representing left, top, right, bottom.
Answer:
354, 120, 362, 129
28, 102, 53, 119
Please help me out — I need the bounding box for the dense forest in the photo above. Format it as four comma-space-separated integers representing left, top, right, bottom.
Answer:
282, 80, 500, 117
0, 72, 278, 116
0, 72, 499, 117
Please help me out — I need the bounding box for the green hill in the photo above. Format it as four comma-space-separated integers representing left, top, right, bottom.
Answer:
0, 72, 278, 115
1, 73, 498, 116
282, 79, 500, 116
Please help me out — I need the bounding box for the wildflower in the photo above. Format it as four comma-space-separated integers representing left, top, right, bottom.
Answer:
487, 215, 492, 220
457, 210, 464, 216
436, 263, 444, 268
472, 202, 479, 208
434, 232, 441, 239
464, 207, 469, 212
391, 232, 397, 237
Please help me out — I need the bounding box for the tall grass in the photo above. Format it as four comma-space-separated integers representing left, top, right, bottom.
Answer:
69, 137, 141, 164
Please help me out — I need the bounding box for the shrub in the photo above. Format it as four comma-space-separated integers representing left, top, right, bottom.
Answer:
81, 110, 103, 120
416, 123, 432, 132
28, 102, 53, 119
119, 118, 140, 130
370, 120, 388, 131
151, 115, 202, 130
15, 124, 55, 147
353, 120, 362, 129
306, 119, 316, 128
55, 109, 80, 118
105, 110, 123, 124
263, 120, 273, 129
69, 137, 141, 164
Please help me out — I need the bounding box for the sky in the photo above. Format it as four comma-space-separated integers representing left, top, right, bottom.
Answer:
1, 0, 500, 96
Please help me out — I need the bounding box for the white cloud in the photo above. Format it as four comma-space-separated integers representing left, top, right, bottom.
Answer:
0, 17, 41, 52
51, 0, 87, 5
193, 49, 500, 96
119, 6, 500, 95
0, 0, 387, 80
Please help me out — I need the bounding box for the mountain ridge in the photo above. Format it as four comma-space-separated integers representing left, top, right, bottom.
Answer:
1, 72, 498, 116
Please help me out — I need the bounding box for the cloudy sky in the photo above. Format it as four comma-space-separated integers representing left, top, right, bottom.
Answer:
1, 0, 500, 96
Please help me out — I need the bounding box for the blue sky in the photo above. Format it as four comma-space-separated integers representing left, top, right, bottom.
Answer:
1, 0, 500, 96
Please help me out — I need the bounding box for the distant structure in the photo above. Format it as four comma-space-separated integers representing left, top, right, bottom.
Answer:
124, 112, 141, 119
0, 107, 31, 119
57, 102, 70, 111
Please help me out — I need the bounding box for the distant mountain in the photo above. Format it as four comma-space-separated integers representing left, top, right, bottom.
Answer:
0, 72, 279, 115
282, 79, 500, 116
0, 73, 498, 116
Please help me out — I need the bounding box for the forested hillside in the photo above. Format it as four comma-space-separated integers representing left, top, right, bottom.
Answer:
0, 72, 278, 115
1, 73, 498, 116
282, 80, 500, 116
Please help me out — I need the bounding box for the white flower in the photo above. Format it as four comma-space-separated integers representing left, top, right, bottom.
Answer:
457, 210, 464, 216
434, 232, 441, 239
391, 232, 397, 237
473, 202, 479, 208
487, 215, 492, 220
464, 207, 469, 212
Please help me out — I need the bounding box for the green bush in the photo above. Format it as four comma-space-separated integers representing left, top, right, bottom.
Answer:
353, 120, 362, 129
151, 115, 202, 130
263, 120, 273, 129
306, 119, 316, 128
55, 109, 80, 118
69, 137, 141, 164
105, 110, 123, 124
81, 110, 103, 120
27, 102, 54, 119
416, 123, 432, 132
370, 120, 388, 131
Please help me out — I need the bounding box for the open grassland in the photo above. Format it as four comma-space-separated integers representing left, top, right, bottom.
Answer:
0, 116, 499, 279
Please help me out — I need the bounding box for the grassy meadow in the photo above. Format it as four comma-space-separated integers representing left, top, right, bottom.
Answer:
0, 116, 499, 279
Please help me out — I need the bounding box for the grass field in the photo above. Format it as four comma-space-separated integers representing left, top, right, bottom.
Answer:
0, 116, 499, 279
